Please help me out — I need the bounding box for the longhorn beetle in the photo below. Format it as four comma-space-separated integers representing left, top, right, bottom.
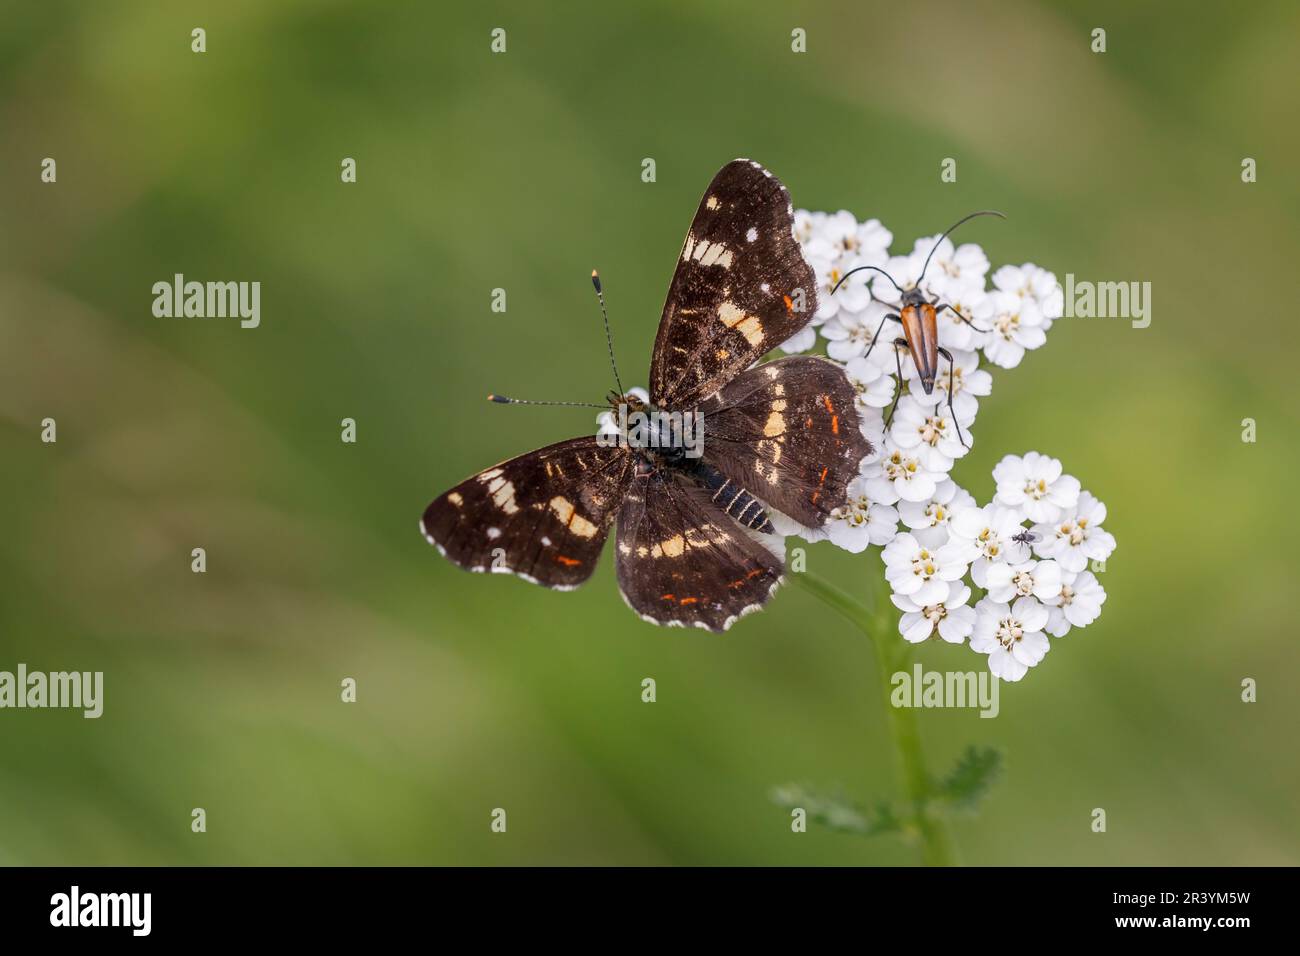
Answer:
831, 211, 1004, 448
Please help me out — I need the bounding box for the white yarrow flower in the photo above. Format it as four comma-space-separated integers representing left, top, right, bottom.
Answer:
931, 348, 991, 422
983, 290, 1046, 369
812, 252, 874, 321
843, 355, 896, 410
948, 502, 1024, 585
778, 324, 818, 354
892, 581, 976, 644
970, 596, 1051, 681
1043, 570, 1107, 636
790, 207, 1114, 679
932, 278, 993, 352
983, 558, 1064, 604
992, 262, 1064, 330
897, 479, 977, 549
882, 532, 969, 607
793, 209, 826, 246
822, 300, 893, 362
993, 451, 1081, 523
1032, 490, 1116, 573
908, 234, 990, 288
890, 395, 971, 473
822, 476, 900, 553
864, 439, 944, 504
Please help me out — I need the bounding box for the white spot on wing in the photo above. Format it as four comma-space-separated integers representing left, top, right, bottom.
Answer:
491, 480, 520, 514
763, 410, 785, 437
717, 300, 764, 345
549, 495, 599, 538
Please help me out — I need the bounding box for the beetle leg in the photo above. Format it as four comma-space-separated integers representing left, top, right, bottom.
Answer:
937, 346, 968, 449
934, 301, 990, 333
885, 337, 909, 430
863, 312, 902, 361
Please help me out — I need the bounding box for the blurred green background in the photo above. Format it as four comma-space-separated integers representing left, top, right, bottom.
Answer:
1, 0, 1297, 865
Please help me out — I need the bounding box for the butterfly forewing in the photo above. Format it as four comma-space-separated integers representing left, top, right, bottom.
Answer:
698, 356, 873, 529
650, 159, 819, 410
615, 470, 784, 631
421, 437, 634, 590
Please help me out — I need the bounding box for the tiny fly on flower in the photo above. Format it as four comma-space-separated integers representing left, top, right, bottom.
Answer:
1010, 529, 1040, 557
831, 211, 1004, 448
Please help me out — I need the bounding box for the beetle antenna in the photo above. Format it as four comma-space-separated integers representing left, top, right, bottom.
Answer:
832, 264, 904, 296
918, 210, 1005, 284
591, 270, 624, 397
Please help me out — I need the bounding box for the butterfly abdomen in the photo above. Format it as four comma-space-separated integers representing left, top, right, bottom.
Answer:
689, 462, 774, 534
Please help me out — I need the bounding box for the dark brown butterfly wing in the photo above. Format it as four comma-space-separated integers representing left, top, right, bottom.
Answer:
421, 437, 634, 590
615, 469, 784, 632
649, 159, 818, 411
698, 356, 874, 528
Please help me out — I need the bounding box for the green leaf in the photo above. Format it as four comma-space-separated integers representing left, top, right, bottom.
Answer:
934, 746, 1003, 813
770, 784, 905, 837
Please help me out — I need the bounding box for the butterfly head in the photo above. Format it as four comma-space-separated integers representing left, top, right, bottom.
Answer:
608, 388, 648, 414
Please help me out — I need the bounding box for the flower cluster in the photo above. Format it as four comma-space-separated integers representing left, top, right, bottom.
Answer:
780, 209, 1114, 681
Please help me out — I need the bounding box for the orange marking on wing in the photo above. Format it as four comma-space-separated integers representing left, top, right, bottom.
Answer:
782, 295, 794, 311
804, 416, 813, 429
661, 593, 675, 601
746, 568, 764, 579
822, 395, 834, 415
810, 466, 830, 504
554, 555, 581, 567
831, 415, 839, 435
678, 597, 698, 605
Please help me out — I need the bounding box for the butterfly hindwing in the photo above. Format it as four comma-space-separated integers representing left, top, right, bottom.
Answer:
650, 159, 818, 410
698, 356, 874, 529
421, 437, 635, 590
615, 469, 784, 632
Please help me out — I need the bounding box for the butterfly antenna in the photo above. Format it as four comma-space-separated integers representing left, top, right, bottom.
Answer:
486, 394, 608, 410
591, 270, 625, 397
917, 210, 1006, 284
832, 264, 903, 296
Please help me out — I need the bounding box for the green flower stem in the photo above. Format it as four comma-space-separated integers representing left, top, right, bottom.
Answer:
790, 571, 959, 866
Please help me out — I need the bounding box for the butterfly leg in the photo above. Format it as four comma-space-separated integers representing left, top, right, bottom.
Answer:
862, 312, 901, 361
884, 337, 909, 430
934, 302, 989, 333
937, 346, 968, 449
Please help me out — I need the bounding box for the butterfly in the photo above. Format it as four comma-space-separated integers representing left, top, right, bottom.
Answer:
420, 159, 873, 631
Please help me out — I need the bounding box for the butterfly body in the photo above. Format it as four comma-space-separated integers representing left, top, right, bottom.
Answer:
675, 456, 774, 534
421, 160, 873, 631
